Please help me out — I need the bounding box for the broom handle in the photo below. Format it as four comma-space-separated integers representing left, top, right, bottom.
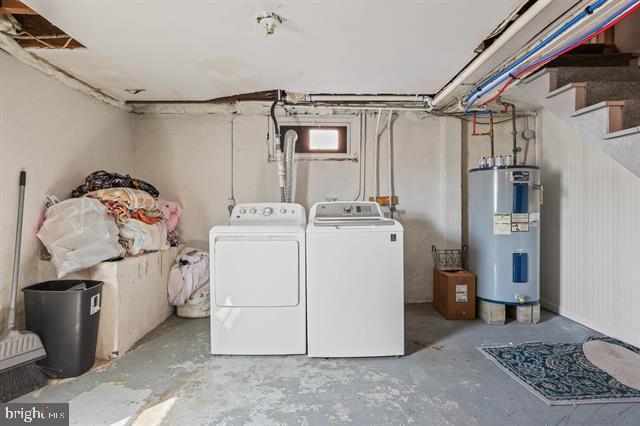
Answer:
8, 170, 26, 331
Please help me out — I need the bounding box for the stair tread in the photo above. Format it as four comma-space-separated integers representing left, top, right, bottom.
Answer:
551, 66, 640, 90
570, 43, 619, 55
546, 53, 634, 68
578, 81, 640, 107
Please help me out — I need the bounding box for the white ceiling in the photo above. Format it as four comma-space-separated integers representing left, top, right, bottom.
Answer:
23, 0, 523, 102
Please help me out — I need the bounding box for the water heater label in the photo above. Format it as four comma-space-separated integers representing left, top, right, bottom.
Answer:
510, 171, 530, 182
455, 284, 468, 302
494, 213, 512, 235
511, 213, 530, 232
529, 212, 540, 227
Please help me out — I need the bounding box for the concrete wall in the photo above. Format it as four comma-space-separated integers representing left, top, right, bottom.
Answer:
133, 111, 462, 303
538, 108, 640, 347
0, 52, 133, 329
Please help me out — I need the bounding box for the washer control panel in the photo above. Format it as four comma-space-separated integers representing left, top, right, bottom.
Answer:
230, 203, 306, 226
311, 201, 384, 220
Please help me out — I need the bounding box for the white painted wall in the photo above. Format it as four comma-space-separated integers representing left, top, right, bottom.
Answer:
538, 108, 640, 347
133, 111, 462, 303
0, 52, 133, 330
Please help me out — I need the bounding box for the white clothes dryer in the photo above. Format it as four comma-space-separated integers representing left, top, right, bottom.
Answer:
210, 203, 306, 355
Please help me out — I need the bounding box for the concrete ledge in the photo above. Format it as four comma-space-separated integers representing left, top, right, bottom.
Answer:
36, 247, 180, 360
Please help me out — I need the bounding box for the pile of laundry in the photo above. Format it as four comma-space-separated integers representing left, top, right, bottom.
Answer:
37, 170, 183, 278
168, 247, 210, 318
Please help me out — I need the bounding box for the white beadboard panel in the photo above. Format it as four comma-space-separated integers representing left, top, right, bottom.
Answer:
539, 109, 640, 347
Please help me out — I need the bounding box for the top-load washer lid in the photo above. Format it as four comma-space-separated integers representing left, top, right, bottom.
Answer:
229, 203, 306, 227
308, 201, 395, 227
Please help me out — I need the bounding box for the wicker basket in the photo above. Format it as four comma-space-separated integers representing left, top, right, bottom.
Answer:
431, 244, 468, 271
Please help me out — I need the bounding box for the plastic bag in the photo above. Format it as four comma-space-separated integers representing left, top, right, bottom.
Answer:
37, 198, 123, 278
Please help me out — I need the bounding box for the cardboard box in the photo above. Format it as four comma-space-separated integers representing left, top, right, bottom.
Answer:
433, 269, 476, 320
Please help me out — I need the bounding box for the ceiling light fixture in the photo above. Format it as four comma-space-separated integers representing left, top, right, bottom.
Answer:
256, 12, 283, 35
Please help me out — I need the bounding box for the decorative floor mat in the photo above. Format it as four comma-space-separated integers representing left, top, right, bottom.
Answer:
478, 337, 640, 405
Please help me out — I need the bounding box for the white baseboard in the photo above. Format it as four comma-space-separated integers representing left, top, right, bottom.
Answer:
541, 299, 639, 348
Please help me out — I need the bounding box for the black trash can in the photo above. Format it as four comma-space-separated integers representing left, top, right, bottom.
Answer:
23, 280, 103, 378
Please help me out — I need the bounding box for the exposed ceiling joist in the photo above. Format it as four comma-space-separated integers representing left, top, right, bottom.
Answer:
0, 0, 36, 15
12, 14, 84, 49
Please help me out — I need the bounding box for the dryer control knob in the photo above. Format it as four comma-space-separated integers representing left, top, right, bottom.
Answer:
263, 207, 273, 216
280, 208, 287, 214
344, 205, 353, 213
239, 208, 247, 215
249, 208, 257, 214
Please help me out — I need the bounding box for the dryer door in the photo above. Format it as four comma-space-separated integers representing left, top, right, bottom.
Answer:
214, 238, 300, 307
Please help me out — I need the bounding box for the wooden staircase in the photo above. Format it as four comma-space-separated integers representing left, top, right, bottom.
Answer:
515, 44, 640, 177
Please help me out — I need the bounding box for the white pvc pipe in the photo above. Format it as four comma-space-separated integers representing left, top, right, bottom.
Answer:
373, 109, 383, 197
432, 0, 554, 107
303, 95, 428, 103
387, 112, 394, 198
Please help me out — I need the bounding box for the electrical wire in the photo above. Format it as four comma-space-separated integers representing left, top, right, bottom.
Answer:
464, 0, 638, 113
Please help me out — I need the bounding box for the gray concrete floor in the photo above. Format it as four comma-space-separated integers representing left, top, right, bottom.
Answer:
17, 304, 640, 425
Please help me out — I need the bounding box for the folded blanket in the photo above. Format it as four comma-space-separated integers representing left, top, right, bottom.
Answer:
118, 219, 167, 256
157, 198, 182, 232
132, 208, 163, 225
87, 188, 157, 224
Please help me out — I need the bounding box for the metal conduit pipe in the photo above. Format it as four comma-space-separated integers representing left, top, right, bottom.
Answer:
497, 99, 518, 165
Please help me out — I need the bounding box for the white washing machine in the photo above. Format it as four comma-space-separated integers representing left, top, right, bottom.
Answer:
306, 201, 404, 358
209, 203, 306, 355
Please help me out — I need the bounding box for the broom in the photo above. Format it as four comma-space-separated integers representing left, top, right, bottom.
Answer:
0, 170, 49, 402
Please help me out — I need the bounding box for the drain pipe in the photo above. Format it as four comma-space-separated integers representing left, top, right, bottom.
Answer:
271, 91, 286, 202
489, 113, 495, 158
498, 99, 518, 164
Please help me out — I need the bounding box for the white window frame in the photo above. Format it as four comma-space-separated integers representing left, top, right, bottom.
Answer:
271, 114, 360, 161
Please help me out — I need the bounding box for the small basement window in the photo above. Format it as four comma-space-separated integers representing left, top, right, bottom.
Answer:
279, 125, 348, 154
